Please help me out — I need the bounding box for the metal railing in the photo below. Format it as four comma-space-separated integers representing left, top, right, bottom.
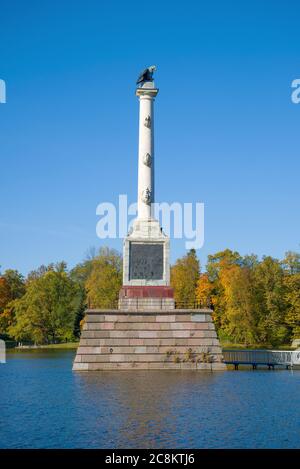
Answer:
87, 298, 212, 310
175, 300, 212, 309
223, 349, 300, 368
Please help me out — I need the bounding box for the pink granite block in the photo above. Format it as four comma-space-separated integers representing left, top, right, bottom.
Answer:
156, 315, 176, 322
129, 339, 145, 346
138, 331, 158, 338
169, 322, 194, 330
174, 315, 192, 322
77, 346, 102, 354
86, 315, 105, 322
171, 330, 191, 338
83, 331, 108, 338
134, 346, 148, 353
188, 331, 205, 338
101, 322, 115, 330
103, 338, 130, 346
72, 363, 89, 371
110, 330, 137, 338
153, 331, 173, 338
109, 354, 126, 362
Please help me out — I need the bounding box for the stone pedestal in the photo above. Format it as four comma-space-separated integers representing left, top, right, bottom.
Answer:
73, 309, 226, 371
119, 286, 175, 311
123, 219, 170, 285
122, 217, 173, 309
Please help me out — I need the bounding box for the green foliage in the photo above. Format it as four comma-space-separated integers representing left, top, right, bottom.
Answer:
284, 273, 300, 338
85, 247, 122, 308
200, 249, 244, 331
253, 256, 289, 346
220, 265, 258, 345
2, 269, 25, 299
186, 248, 300, 347
206, 249, 243, 282
73, 284, 87, 338
2, 247, 123, 345
171, 249, 200, 304
281, 251, 300, 274
0, 269, 25, 335
8, 269, 82, 344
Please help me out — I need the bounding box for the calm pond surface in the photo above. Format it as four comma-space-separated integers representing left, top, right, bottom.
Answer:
0, 350, 300, 448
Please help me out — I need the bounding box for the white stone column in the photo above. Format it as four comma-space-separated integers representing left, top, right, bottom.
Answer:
136, 83, 159, 220
122, 79, 171, 288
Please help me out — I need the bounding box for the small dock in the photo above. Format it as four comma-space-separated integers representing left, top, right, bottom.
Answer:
223, 349, 300, 370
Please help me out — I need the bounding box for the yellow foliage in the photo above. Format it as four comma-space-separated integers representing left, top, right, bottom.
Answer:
196, 273, 214, 307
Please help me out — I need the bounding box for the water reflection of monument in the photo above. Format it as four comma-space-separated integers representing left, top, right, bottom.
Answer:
73, 67, 225, 371
76, 371, 219, 447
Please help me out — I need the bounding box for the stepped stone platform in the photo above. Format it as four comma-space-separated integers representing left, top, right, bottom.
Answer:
73, 309, 226, 371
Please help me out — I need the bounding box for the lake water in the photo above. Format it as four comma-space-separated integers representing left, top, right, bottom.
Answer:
1, 350, 300, 448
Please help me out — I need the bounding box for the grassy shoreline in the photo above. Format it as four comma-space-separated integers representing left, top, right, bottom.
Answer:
10, 342, 79, 350
5, 340, 295, 352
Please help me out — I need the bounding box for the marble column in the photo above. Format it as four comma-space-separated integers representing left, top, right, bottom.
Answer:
121, 77, 171, 290
136, 83, 159, 220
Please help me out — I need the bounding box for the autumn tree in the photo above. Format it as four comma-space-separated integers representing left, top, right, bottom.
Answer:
284, 273, 300, 338
0, 277, 11, 314
253, 256, 289, 346
171, 249, 200, 305
0, 269, 25, 336
85, 247, 122, 308
204, 250, 243, 330
281, 251, 300, 274
219, 264, 258, 345
206, 249, 243, 282
9, 267, 83, 344
196, 273, 215, 307
27, 264, 55, 281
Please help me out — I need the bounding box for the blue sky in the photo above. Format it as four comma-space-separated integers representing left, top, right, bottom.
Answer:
0, 0, 299, 275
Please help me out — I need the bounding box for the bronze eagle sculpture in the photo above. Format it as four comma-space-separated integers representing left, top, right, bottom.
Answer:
136, 65, 157, 85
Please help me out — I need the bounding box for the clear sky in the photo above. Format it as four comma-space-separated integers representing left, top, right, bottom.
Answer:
0, 0, 299, 275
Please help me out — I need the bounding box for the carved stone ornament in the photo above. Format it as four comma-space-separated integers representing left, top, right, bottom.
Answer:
144, 115, 151, 128
143, 153, 152, 167
141, 188, 152, 205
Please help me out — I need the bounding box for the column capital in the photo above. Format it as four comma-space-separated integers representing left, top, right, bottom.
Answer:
136, 87, 159, 98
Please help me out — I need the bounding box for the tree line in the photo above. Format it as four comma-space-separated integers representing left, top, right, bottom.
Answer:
0, 247, 122, 345
0, 247, 299, 347
171, 248, 300, 347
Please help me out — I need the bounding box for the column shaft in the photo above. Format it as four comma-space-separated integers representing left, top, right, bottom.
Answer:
136, 86, 158, 219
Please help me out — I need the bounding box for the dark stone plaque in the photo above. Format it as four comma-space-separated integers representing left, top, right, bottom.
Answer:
129, 243, 164, 280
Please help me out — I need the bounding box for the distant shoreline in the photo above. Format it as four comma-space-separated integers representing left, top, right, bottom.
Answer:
9, 342, 79, 350
6, 341, 296, 352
